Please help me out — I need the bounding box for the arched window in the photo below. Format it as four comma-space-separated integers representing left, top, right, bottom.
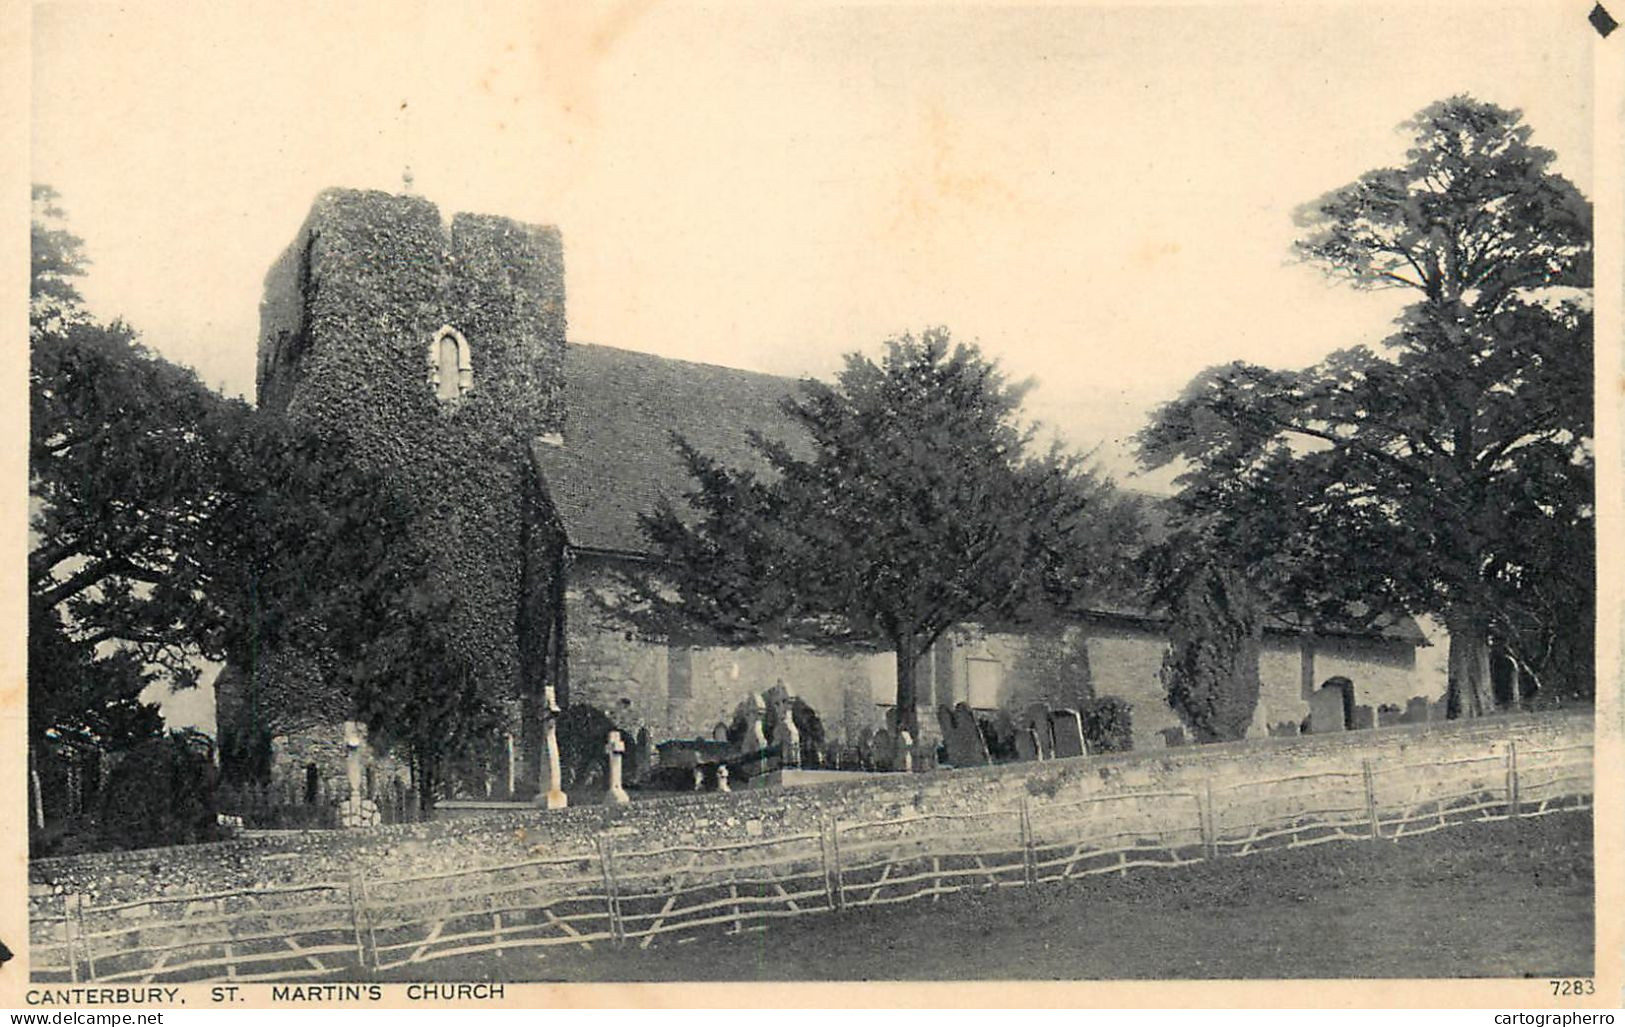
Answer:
427, 325, 473, 401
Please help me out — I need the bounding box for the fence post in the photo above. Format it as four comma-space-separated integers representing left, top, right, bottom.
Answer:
1362, 759, 1381, 840
487, 890, 501, 952
63, 894, 81, 983
1018, 795, 1036, 886
596, 836, 624, 945
71, 893, 98, 981
1506, 741, 1520, 817
219, 898, 236, 980
346, 876, 377, 971
818, 818, 835, 910
1189, 783, 1215, 864
827, 818, 845, 911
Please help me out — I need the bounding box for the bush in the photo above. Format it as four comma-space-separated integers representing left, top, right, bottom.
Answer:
217, 721, 273, 786
94, 730, 222, 851
1082, 696, 1133, 753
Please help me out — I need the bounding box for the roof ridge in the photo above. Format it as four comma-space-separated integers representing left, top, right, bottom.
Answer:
564, 340, 808, 389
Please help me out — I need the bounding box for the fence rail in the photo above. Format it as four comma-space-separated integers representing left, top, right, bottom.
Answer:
29, 737, 1593, 982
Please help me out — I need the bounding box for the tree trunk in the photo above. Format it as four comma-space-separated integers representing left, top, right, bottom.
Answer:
1445, 611, 1496, 719
416, 750, 437, 817
29, 745, 46, 831
893, 632, 919, 738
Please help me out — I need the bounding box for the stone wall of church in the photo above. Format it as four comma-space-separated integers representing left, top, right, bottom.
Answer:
909, 621, 1433, 752
561, 562, 897, 748
559, 560, 1436, 755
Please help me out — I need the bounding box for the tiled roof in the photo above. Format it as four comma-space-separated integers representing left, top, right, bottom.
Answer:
530, 342, 1427, 647
531, 343, 803, 556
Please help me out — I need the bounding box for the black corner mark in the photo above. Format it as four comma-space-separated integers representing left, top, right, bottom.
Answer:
0, 937, 12, 965
1591, 3, 1618, 37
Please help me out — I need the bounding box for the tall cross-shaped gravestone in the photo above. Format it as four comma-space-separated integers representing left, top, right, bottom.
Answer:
747, 694, 770, 753
539, 686, 567, 810
605, 730, 630, 806
338, 721, 380, 828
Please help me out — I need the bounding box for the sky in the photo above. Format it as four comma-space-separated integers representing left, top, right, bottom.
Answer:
31, 0, 1595, 493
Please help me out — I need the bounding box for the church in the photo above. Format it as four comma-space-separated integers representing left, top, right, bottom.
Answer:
226, 188, 1437, 800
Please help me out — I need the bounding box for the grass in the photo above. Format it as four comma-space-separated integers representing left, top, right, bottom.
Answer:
377, 810, 1592, 982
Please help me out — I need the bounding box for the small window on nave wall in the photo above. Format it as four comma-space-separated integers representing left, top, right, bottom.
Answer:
427, 325, 473, 402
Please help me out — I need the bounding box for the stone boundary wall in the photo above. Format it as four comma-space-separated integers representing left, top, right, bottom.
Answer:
29, 711, 1591, 913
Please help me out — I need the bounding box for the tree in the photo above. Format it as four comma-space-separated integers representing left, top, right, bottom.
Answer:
207, 416, 501, 813
93, 730, 222, 851
30, 186, 499, 816
31, 185, 89, 333
28, 187, 246, 783
31, 318, 251, 683
1138, 97, 1593, 717
638, 328, 1139, 737
1150, 545, 1264, 742
341, 576, 503, 813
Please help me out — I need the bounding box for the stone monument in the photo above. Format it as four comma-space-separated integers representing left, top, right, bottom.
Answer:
605, 730, 630, 806
538, 686, 568, 809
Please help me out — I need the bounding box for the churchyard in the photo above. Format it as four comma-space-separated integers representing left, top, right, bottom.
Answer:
27, 710, 1592, 983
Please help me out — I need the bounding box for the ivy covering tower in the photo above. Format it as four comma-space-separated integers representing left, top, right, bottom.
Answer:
245, 188, 568, 799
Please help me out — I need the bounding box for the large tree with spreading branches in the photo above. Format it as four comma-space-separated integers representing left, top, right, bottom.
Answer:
637, 328, 1142, 737
1138, 96, 1593, 718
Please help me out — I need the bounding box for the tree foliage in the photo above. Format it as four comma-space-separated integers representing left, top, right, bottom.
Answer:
29, 187, 498, 817
94, 731, 222, 851
1151, 548, 1264, 742
207, 419, 502, 811
1138, 97, 1593, 716
638, 328, 1141, 736
27, 185, 238, 765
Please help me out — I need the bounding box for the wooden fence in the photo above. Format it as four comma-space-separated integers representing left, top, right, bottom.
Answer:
29, 738, 1591, 982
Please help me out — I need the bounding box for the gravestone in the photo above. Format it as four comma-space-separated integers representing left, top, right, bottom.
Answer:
628, 727, 653, 784
1049, 709, 1086, 758
1159, 726, 1187, 748
897, 730, 914, 772
604, 731, 630, 806
712, 722, 730, 743
990, 709, 1017, 759
935, 706, 956, 748
1350, 704, 1375, 730
1429, 698, 1449, 723
1308, 685, 1347, 734
1376, 706, 1403, 728
744, 695, 769, 754
872, 728, 894, 771
1404, 697, 1431, 724
538, 685, 567, 810
1023, 702, 1055, 759
772, 707, 801, 768
944, 703, 990, 767
857, 728, 876, 768
1268, 721, 1299, 738
338, 720, 380, 829
1013, 724, 1039, 762
716, 764, 731, 793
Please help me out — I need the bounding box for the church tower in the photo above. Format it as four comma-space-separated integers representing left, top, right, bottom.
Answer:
258, 188, 566, 436
246, 188, 568, 798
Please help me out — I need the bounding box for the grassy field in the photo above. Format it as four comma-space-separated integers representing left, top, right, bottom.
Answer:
378, 811, 1592, 982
